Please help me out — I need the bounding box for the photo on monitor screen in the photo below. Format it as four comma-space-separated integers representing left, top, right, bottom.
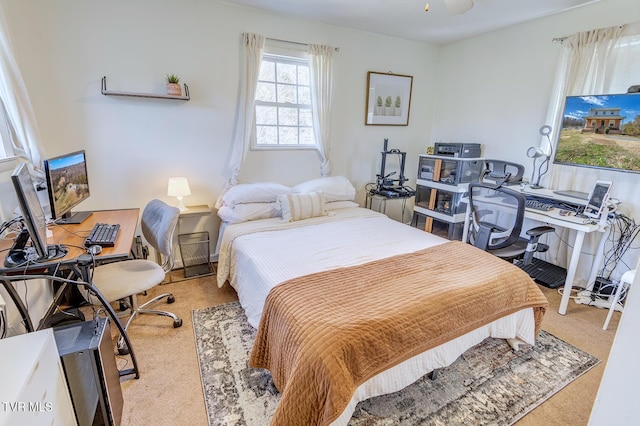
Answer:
44, 150, 90, 221
554, 93, 640, 173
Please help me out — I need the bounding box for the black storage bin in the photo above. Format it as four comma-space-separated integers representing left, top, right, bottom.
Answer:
178, 232, 213, 278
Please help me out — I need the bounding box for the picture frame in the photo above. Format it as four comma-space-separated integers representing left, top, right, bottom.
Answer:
365, 71, 413, 126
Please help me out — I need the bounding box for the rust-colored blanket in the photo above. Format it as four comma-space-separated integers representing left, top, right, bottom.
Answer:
249, 241, 548, 426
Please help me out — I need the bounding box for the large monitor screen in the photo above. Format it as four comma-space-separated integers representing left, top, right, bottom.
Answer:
554, 93, 640, 173
44, 150, 91, 224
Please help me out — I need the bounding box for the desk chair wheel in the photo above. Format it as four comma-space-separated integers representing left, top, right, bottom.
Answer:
173, 318, 183, 328
167, 294, 176, 304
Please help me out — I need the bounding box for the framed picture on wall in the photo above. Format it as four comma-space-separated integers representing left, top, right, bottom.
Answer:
365, 71, 413, 126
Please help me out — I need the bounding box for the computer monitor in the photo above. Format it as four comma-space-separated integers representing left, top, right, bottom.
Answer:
4, 163, 65, 267
43, 150, 92, 224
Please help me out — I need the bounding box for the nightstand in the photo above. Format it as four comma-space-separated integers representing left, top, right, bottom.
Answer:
179, 204, 212, 219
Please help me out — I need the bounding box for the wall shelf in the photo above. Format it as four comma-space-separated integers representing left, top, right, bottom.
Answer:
101, 76, 190, 100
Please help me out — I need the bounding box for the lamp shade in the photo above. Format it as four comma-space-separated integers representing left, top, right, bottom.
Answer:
167, 177, 191, 197
527, 147, 545, 158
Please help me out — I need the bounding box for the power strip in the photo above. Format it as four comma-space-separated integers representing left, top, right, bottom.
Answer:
574, 290, 623, 312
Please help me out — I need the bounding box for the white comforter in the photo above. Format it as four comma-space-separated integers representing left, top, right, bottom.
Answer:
216, 207, 536, 425
217, 207, 448, 327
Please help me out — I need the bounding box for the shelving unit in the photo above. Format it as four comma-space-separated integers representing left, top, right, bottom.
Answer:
411, 154, 484, 240
101, 76, 190, 100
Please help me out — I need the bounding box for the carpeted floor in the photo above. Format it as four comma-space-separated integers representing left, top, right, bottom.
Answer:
193, 302, 600, 426
116, 273, 619, 426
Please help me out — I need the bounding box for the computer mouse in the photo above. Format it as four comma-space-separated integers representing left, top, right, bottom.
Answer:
88, 245, 102, 255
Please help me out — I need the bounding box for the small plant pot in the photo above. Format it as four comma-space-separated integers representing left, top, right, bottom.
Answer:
166, 83, 182, 96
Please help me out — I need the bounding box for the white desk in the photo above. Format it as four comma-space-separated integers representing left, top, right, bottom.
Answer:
462, 186, 608, 315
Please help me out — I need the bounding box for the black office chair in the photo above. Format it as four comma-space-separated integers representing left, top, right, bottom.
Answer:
481, 159, 525, 187
467, 182, 554, 265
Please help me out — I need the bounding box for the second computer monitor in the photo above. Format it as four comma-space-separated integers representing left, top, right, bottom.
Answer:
44, 150, 92, 224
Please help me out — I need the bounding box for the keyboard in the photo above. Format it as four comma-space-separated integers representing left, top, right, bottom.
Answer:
525, 199, 554, 212
84, 223, 120, 247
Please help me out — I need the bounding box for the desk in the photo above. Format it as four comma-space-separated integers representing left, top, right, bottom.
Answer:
0, 209, 140, 378
462, 187, 607, 315
47, 209, 139, 257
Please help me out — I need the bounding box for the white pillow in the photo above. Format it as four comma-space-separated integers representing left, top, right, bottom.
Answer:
217, 203, 280, 224
292, 176, 356, 202
221, 182, 291, 207
278, 192, 326, 222
325, 200, 360, 210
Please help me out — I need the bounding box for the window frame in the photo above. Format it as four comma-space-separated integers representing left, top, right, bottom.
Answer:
251, 46, 317, 151
0, 103, 15, 159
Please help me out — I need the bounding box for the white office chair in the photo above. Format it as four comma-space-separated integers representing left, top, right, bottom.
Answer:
603, 269, 635, 331
90, 199, 183, 353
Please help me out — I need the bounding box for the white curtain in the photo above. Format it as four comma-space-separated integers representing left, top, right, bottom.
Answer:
216, 32, 265, 208
539, 21, 640, 284
308, 44, 334, 177
0, 4, 46, 174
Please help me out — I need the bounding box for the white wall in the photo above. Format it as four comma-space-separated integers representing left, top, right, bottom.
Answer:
2, 0, 438, 233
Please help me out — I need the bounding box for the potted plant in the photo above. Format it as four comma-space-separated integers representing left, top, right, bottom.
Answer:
376, 96, 384, 116
166, 74, 182, 96
385, 96, 394, 116
395, 96, 402, 116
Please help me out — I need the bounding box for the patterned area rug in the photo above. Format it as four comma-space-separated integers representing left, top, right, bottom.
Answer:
193, 302, 599, 426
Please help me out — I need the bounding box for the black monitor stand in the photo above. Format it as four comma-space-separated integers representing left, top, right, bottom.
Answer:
58, 210, 93, 225
3, 228, 67, 268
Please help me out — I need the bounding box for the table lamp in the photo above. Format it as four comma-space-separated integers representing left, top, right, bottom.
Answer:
167, 177, 191, 212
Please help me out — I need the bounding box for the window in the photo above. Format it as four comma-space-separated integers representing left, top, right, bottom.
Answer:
253, 53, 315, 149
0, 104, 14, 159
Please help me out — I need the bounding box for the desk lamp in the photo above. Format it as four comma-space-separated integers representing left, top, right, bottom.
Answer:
526, 125, 553, 189
167, 177, 191, 212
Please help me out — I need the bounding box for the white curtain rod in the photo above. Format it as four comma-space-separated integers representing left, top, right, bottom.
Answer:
266, 36, 340, 51
552, 24, 626, 44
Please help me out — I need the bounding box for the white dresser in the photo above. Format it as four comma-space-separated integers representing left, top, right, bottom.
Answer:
0, 329, 76, 426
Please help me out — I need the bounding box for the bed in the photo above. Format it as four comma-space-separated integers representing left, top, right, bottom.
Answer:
215, 179, 548, 426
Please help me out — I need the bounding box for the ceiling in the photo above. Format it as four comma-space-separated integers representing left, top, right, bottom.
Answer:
220, 0, 600, 45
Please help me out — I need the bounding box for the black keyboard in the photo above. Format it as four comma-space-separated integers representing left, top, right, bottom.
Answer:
525, 199, 554, 212
85, 223, 120, 247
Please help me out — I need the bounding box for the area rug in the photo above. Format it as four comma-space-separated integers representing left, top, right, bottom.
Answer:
193, 302, 600, 426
